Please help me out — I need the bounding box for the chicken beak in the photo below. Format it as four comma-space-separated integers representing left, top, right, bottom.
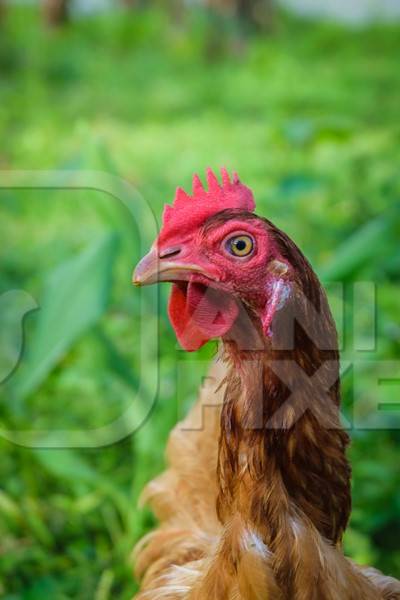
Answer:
132, 248, 159, 286
132, 248, 207, 286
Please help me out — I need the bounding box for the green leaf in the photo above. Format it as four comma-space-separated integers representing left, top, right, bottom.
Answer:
344, 527, 376, 565
34, 448, 132, 527
94, 326, 139, 392
0, 490, 23, 523
0, 290, 38, 383
34, 448, 99, 484
320, 215, 393, 282
11, 233, 118, 401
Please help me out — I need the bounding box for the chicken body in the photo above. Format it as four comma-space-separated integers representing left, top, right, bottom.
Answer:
133, 359, 400, 600
132, 169, 400, 600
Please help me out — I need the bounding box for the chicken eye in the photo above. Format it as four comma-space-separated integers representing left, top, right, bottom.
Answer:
226, 235, 254, 257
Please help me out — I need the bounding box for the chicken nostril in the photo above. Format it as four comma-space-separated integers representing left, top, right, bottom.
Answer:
159, 247, 181, 259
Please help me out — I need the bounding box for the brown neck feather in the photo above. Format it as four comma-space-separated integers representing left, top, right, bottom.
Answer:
217, 232, 351, 548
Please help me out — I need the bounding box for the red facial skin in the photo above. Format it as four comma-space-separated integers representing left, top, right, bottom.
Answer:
156, 211, 291, 351
157, 216, 273, 293
133, 169, 291, 351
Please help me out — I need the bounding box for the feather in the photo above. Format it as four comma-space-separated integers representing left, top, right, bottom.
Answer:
133, 196, 400, 600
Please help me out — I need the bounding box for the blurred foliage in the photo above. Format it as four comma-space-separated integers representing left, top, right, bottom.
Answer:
0, 3, 399, 598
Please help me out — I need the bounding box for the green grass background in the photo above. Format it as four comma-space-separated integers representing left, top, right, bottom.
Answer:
0, 5, 399, 598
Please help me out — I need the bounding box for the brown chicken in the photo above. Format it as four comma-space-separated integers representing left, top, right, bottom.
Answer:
132, 169, 400, 600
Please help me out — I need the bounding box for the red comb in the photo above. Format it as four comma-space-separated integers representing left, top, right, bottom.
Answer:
159, 168, 255, 243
